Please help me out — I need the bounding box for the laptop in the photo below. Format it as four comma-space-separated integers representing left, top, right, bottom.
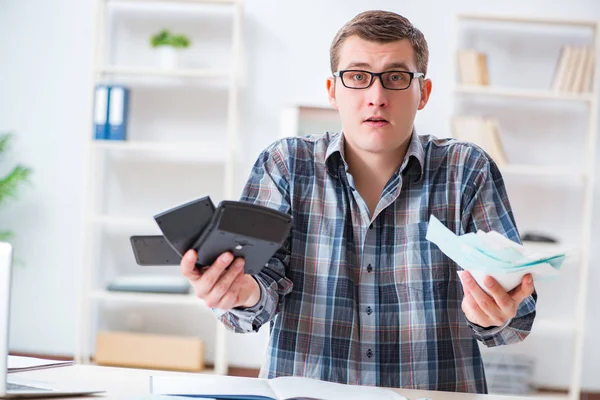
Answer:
0, 242, 104, 398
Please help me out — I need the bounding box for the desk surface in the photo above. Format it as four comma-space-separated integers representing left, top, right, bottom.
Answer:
14, 364, 537, 400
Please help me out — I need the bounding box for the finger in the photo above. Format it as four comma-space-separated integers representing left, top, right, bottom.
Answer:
461, 272, 504, 325
481, 275, 514, 315
203, 258, 245, 308
196, 252, 235, 296
509, 274, 535, 305
215, 272, 247, 310
180, 249, 201, 281
462, 290, 489, 326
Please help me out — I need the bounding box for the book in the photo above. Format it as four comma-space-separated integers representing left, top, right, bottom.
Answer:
92, 84, 110, 140
457, 49, 489, 86
8, 355, 73, 373
551, 46, 570, 92
581, 47, 595, 93
451, 116, 508, 167
149, 374, 408, 400
107, 85, 130, 140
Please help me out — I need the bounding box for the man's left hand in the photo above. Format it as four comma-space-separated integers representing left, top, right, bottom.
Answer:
461, 271, 535, 328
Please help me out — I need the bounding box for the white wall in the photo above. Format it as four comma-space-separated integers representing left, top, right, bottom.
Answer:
1, 0, 599, 389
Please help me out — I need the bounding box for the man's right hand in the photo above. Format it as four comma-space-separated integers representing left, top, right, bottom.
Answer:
180, 250, 261, 310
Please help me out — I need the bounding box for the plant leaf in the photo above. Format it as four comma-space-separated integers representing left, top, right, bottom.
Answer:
0, 231, 13, 242
0, 165, 32, 207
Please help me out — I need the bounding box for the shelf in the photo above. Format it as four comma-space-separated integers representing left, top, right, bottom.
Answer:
91, 140, 227, 161
500, 165, 586, 179
108, 0, 237, 4
530, 318, 579, 336
90, 289, 205, 306
88, 215, 156, 227
454, 85, 594, 102
97, 66, 230, 79
458, 13, 598, 29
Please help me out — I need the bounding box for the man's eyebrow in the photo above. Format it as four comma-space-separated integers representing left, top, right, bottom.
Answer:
343, 61, 413, 71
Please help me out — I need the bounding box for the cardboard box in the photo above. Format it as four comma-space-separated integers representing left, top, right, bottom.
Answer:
95, 331, 204, 372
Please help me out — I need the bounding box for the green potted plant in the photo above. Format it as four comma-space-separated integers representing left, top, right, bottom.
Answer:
0, 133, 32, 242
150, 29, 191, 69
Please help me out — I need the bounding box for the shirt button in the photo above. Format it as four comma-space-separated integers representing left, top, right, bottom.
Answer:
366, 307, 372, 315
367, 349, 373, 358
369, 223, 373, 230
366, 264, 373, 273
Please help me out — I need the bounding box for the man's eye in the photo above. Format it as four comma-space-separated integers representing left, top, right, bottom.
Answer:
351, 73, 367, 81
389, 73, 404, 81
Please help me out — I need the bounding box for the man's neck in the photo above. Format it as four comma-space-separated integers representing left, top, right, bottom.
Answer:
345, 138, 410, 216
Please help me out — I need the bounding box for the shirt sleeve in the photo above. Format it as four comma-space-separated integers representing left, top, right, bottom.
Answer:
459, 147, 537, 347
213, 141, 294, 333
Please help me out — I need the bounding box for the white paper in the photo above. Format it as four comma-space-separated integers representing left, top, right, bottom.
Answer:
150, 375, 276, 399
458, 262, 559, 294
426, 214, 565, 292
8, 355, 73, 373
269, 376, 407, 400
150, 374, 407, 400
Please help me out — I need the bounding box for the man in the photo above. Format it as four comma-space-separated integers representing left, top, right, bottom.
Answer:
180, 10, 536, 393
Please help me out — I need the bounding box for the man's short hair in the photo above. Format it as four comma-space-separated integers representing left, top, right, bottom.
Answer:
330, 10, 429, 77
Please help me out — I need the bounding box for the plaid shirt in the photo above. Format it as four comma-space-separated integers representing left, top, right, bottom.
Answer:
214, 131, 536, 393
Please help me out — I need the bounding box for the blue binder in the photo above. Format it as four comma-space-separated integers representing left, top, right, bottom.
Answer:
92, 84, 110, 140
107, 85, 130, 141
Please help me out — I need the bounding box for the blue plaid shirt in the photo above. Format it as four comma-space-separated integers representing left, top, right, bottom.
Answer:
214, 131, 536, 393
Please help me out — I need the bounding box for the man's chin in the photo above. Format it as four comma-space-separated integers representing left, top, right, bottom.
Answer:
357, 142, 397, 154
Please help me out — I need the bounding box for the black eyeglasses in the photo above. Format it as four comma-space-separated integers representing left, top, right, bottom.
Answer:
333, 70, 425, 90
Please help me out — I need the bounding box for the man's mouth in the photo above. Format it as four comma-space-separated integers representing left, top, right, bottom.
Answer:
364, 117, 389, 126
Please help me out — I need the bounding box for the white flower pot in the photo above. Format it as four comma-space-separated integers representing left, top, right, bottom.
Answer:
157, 46, 179, 69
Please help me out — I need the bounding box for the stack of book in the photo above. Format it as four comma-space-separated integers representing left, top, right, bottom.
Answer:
551, 45, 595, 93
93, 84, 130, 141
451, 115, 508, 167
457, 49, 489, 86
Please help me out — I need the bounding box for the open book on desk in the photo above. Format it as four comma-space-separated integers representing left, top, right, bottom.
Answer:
150, 374, 408, 400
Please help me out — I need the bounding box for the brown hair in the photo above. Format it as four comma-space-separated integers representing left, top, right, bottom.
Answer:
330, 10, 429, 76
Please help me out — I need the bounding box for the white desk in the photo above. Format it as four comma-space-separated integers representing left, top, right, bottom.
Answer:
15, 364, 537, 400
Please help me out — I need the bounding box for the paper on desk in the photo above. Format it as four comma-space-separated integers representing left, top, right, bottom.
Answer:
150, 374, 407, 400
8, 355, 73, 373
426, 215, 565, 293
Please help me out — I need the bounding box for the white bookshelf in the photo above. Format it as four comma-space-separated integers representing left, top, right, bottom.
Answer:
454, 84, 594, 102
76, 0, 244, 376
91, 140, 227, 160
90, 289, 203, 306
97, 65, 230, 79
453, 13, 599, 400
500, 165, 587, 179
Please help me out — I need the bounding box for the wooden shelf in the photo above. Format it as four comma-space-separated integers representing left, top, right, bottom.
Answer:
454, 85, 594, 102
97, 66, 230, 79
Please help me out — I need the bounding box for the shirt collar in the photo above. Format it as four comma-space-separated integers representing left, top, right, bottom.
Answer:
325, 130, 425, 182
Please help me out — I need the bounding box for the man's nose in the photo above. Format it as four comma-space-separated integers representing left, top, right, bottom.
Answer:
367, 76, 388, 107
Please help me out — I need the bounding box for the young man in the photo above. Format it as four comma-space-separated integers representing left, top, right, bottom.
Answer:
180, 10, 536, 393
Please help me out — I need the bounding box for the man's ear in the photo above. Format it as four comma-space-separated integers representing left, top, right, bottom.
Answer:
417, 78, 432, 110
327, 77, 338, 110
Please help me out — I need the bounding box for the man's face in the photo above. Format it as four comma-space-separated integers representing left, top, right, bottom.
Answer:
327, 36, 431, 156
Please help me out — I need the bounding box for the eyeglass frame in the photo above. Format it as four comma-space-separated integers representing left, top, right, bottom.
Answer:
333, 69, 425, 90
